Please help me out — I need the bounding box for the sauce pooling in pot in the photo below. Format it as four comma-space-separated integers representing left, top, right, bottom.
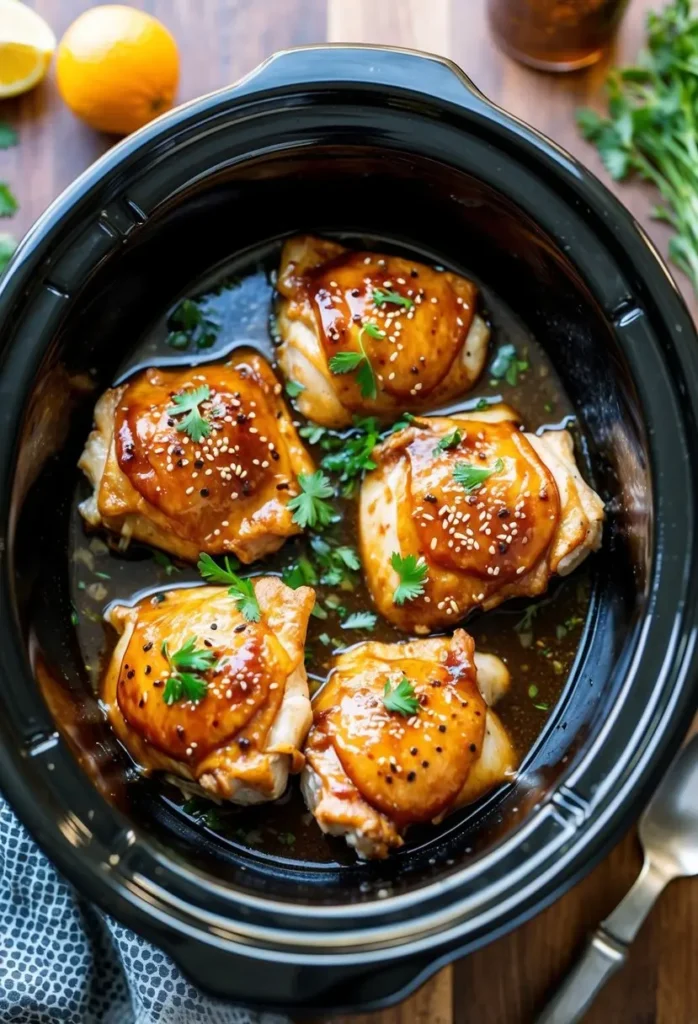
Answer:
67, 239, 593, 863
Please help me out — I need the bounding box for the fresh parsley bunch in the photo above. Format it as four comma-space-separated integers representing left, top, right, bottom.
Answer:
578, 0, 698, 290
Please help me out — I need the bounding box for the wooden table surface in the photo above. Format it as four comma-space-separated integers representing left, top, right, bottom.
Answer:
2, 2, 697, 1022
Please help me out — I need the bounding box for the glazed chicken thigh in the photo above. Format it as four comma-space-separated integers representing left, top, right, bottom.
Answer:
276, 235, 490, 427
103, 579, 315, 803
301, 630, 516, 859
79, 352, 314, 563
360, 406, 604, 633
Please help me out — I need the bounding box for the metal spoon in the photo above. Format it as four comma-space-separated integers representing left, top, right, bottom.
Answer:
537, 732, 698, 1024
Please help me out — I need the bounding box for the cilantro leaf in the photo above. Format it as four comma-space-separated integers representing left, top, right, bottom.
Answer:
453, 458, 504, 492
341, 611, 377, 630
167, 296, 219, 350
355, 357, 377, 400
328, 351, 364, 374
0, 233, 17, 274
161, 637, 215, 705
282, 555, 317, 589
320, 417, 379, 487
300, 423, 327, 445
372, 288, 413, 309
383, 676, 420, 717
433, 428, 462, 455
288, 471, 335, 529
0, 184, 18, 218
167, 384, 212, 443
0, 124, 18, 150
197, 552, 242, 584
163, 636, 217, 673
228, 575, 261, 622
308, 535, 360, 588
328, 325, 378, 400
285, 379, 305, 398
391, 552, 428, 605
196, 552, 260, 620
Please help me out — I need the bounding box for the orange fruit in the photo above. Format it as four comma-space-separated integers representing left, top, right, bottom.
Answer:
56, 5, 179, 136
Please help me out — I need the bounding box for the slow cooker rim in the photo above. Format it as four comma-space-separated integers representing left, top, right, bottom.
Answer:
0, 45, 697, 978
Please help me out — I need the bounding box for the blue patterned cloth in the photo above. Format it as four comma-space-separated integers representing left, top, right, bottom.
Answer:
0, 796, 288, 1024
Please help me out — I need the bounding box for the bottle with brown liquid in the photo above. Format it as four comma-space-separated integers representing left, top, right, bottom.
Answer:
488, 0, 630, 72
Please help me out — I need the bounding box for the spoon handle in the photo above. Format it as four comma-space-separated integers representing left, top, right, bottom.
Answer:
536, 859, 668, 1024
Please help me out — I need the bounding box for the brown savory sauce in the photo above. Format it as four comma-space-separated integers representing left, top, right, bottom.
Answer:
68, 239, 593, 863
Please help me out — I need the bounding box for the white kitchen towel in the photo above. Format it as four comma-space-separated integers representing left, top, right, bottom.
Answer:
0, 795, 287, 1024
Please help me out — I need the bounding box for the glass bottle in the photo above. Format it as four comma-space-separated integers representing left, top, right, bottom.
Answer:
488, 0, 630, 72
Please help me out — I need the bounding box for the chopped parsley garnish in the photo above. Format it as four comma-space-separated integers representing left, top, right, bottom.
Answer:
489, 343, 529, 386
226, 577, 260, 622
309, 535, 360, 588
341, 611, 377, 630
391, 552, 428, 605
299, 423, 326, 445
311, 602, 329, 620
528, 684, 539, 698
285, 379, 305, 398
433, 428, 462, 455
320, 416, 379, 491
383, 676, 420, 717
288, 471, 335, 529
167, 296, 220, 350
372, 287, 414, 310
328, 324, 379, 400
153, 550, 179, 576
161, 637, 215, 705
197, 552, 260, 621
282, 555, 317, 589
390, 411, 416, 433
453, 458, 504, 492
533, 701, 551, 712
197, 552, 242, 583
476, 398, 490, 411
167, 384, 212, 443
70, 604, 79, 627
362, 322, 385, 340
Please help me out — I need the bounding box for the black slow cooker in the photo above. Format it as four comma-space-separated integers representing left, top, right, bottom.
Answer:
0, 46, 697, 1014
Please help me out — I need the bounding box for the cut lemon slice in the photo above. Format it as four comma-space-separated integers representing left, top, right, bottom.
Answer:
0, 0, 55, 98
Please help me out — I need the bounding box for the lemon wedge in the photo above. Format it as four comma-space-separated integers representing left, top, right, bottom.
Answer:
0, 0, 55, 98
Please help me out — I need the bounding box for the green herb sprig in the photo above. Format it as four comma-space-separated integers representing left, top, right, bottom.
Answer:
382, 676, 421, 717
391, 552, 429, 605
197, 552, 260, 621
577, 0, 698, 290
167, 385, 212, 443
287, 471, 335, 529
162, 637, 216, 705
433, 428, 462, 455
372, 288, 414, 310
328, 324, 381, 399
453, 458, 504, 493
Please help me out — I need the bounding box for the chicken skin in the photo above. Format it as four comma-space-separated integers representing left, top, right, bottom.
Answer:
360, 406, 604, 633
276, 235, 490, 427
301, 631, 516, 859
103, 579, 315, 804
79, 352, 314, 564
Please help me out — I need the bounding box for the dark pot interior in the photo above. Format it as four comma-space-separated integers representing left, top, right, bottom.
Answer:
1, 48, 697, 1010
